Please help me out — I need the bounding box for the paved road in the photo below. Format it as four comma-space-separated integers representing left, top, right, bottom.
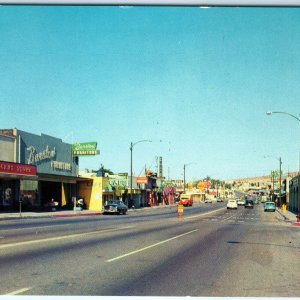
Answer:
1, 202, 299, 296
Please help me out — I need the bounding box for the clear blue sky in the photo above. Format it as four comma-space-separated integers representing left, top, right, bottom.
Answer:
1, 6, 300, 181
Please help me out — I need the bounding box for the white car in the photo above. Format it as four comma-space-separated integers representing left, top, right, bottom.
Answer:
237, 199, 245, 205
204, 199, 213, 203
227, 199, 238, 209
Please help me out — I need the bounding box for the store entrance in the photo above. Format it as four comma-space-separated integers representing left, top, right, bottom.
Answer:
39, 181, 61, 208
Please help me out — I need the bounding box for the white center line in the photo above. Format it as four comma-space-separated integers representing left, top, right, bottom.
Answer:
106, 229, 198, 263
185, 207, 226, 219
0, 226, 133, 250
5, 287, 32, 295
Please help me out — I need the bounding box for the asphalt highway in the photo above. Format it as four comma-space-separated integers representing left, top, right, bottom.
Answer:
1, 201, 299, 296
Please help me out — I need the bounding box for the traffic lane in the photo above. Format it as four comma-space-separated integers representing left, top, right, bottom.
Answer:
105, 219, 300, 296
2, 206, 297, 296
0, 213, 231, 296
0, 203, 225, 244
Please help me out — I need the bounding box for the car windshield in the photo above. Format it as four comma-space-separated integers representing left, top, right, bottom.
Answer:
107, 200, 123, 205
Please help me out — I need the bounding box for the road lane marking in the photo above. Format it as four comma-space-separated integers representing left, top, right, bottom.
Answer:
185, 207, 226, 219
1, 223, 72, 232
0, 226, 133, 250
5, 287, 32, 295
106, 229, 198, 262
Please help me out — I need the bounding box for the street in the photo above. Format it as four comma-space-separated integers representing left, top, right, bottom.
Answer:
1, 201, 299, 296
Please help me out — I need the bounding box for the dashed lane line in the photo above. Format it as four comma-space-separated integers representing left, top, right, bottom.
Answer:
106, 229, 198, 262
185, 207, 226, 220
0, 226, 133, 250
5, 287, 32, 295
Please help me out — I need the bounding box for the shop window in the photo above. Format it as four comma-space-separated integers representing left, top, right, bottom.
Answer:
20, 180, 39, 207
0, 181, 16, 207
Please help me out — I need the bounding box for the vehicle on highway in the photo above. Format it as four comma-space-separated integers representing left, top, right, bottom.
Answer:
227, 199, 238, 209
180, 194, 193, 206
237, 198, 245, 205
204, 198, 213, 203
244, 199, 254, 209
103, 200, 128, 215
264, 201, 276, 212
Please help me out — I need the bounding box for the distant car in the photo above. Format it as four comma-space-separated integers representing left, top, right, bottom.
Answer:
227, 199, 238, 209
244, 199, 254, 209
254, 198, 259, 204
103, 200, 128, 215
264, 201, 276, 212
180, 194, 193, 207
237, 199, 245, 205
204, 199, 213, 203
216, 198, 224, 202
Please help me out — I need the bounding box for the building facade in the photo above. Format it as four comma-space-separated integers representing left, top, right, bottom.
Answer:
0, 128, 79, 210
289, 175, 299, 214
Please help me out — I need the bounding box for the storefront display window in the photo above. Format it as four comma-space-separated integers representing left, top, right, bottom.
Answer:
0, 181, 16, 207
20, 180, 39, 207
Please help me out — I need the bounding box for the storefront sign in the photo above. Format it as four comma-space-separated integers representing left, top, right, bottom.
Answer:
0, 161, 37, 176
51, 161, 72, 171
136, 177, 148, 185
109, 178, 127, 187
27, 145, 56, 165
72, 142, 100, 156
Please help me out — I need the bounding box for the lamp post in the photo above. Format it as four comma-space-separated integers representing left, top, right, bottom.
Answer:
183, 163, 196, 193
266, 111, 300, 220
130, 139, 152, 208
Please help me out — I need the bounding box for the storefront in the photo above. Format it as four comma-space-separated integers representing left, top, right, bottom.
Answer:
0, 129, 79, 210
0, 160, 37, 210
289, 175, 299, 214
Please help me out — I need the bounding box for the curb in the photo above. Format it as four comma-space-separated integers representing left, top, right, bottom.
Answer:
53, 212, 102, 218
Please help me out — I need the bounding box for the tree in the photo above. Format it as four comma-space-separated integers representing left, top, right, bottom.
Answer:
92, 164, 114, 176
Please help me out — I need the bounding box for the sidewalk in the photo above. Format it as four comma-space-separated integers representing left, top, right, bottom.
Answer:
0, 204, 177, 221
0, 209, 103, 220
276, 207, 300, 226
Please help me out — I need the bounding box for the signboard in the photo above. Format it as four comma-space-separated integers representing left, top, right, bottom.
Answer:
72, 142, 100, 156
136, 177, 149, 185
178, 204, 184, 215
197, 180, 211, 190
0, 161, 37, 176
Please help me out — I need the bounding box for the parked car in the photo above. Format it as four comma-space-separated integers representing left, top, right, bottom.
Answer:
264, 201, 276, 212
227, 199, 238, 209
244, 199, 254, 209
204, 199, 213, 203
103, 200, 128, 215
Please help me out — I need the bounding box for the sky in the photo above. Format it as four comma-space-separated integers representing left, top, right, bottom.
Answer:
1, 5, 300, 181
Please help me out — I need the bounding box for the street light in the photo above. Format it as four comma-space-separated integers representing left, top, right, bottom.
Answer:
130, 139, 152, 208
266, 111, 300, 220
183, 162, 196, 193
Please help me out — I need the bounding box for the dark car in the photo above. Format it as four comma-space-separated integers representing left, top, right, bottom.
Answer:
244, 199, 254, 209
103, 200, 128, 215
